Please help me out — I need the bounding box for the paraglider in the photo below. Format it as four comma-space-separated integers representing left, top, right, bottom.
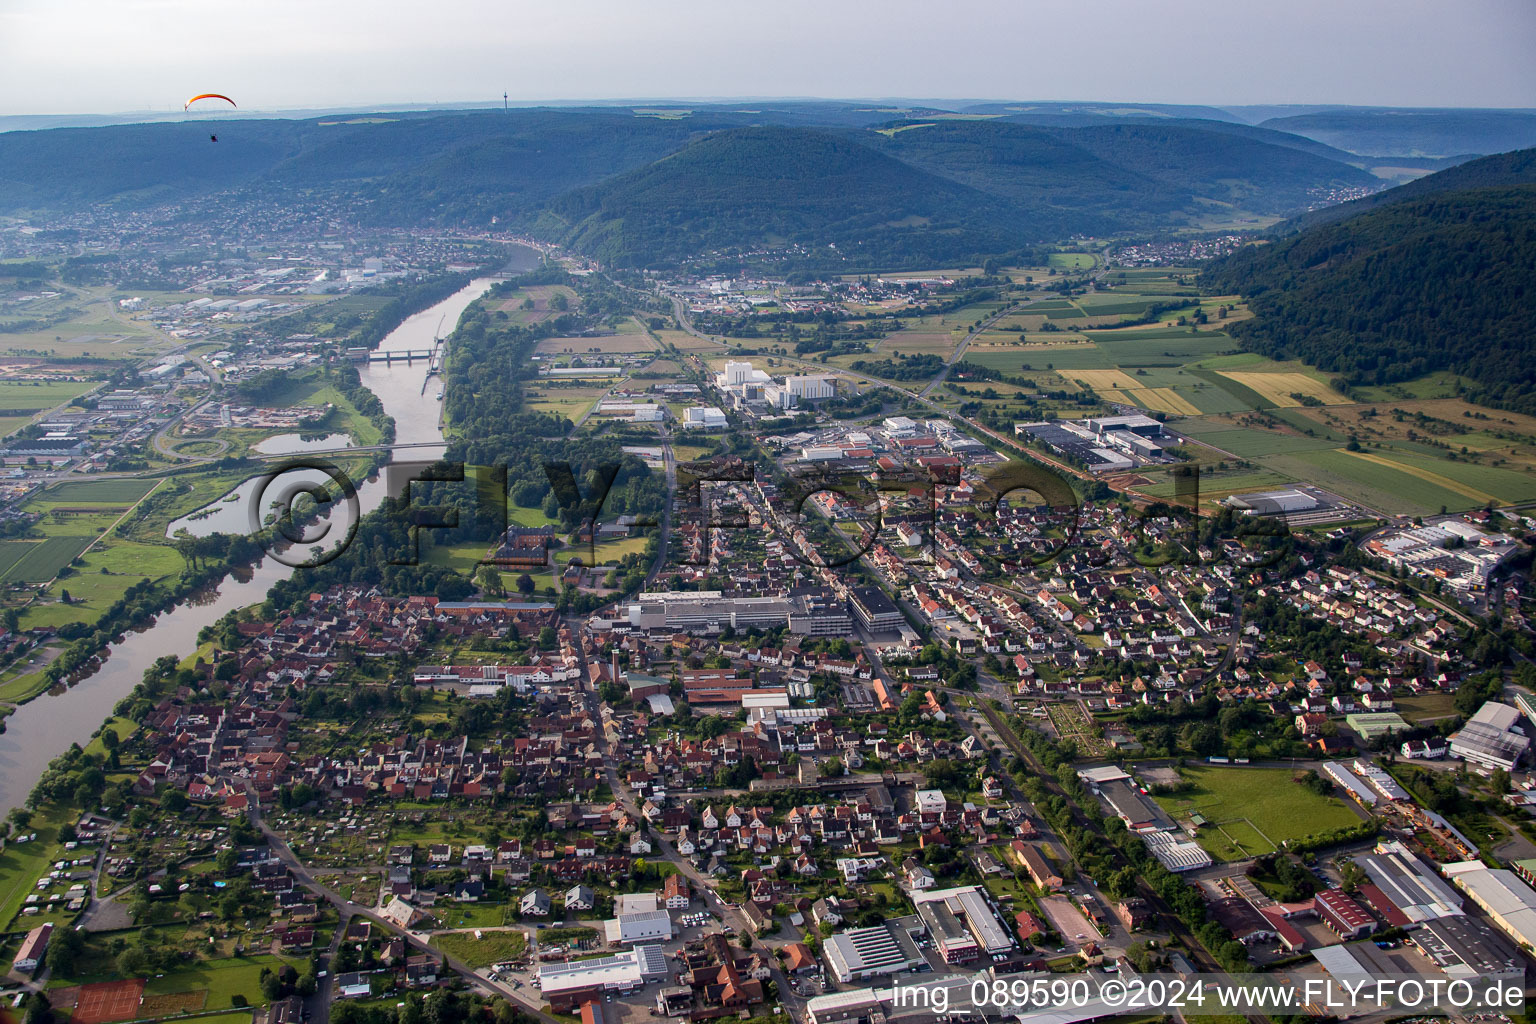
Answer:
184, 93, 236, 111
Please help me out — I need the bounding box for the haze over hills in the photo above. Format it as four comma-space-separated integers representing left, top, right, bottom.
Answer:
1273, 147, 1536, 233
1, 100, 1531, 273
0, 103, 1389, 270
1200, 154, 1536, 414
1257, 109, 1536, 159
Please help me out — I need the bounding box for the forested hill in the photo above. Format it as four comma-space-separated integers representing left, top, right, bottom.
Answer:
1273, 147, 1536, 234
1200, 183, 1536, 413
532, 120, 1379, 269
533, 126, 1043, 269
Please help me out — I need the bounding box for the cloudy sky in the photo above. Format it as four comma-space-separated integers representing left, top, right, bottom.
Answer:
1, 0, 1532, 116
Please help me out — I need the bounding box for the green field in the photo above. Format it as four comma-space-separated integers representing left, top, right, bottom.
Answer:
1047, 253, 1098, 269
36, 479, 158, 504
1178, 425, 1336, 458
0, 380, 96, 413
0, 535, 95, 583
143, 954, 295, 1010
1153, 765, 1363, 861
431, 929, 528, 967
1265, 448, 1508, 516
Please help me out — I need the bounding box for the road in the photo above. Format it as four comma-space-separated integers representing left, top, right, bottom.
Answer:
917, 299, 1030, 398
249, 804, 567, 1024
566, 626, 807, 1020
644, 434, 678, 587
961, 694, 1272, 1024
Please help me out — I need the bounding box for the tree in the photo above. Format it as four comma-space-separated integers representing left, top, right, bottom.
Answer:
516, 573, 535, 596
475, 565, 505, 597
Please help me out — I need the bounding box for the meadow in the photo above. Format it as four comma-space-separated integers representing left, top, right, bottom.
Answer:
1153, 765, 1363, 861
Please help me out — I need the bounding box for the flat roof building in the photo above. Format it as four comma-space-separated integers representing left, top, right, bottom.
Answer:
1414, 915, 1524, 980
1354, 840, 1462, 923
1450, 701, 1530, 771
821, 923, 924, 983
1442, 861, 1536, 951
538, 945, 669, 1012
850, 586, 903, 632
910, 885, 1013, 962
603, 909, 673, 946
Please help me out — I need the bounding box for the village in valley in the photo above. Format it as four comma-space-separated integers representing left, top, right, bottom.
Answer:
5, 186, 1536, 1024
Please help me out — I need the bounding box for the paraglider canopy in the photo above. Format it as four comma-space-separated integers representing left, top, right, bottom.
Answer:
184, 93, 236, 111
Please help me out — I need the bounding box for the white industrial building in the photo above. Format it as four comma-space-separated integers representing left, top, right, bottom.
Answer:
537, 944, 669, 1000
603, 908, 673, 945
1441, 861, 1536, 950
682, 406, 727, 429
1322, 762, 1378, 806
786, 375, 836, 401
1087, 448, 1134, 473
1225, 489, 1319, 515
1449, 701, 1529, 771
1143, 830, 1212, 872
822, 924, 925, 982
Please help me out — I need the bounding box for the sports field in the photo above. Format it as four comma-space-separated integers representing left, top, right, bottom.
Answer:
67, 978, 145, 1024
1153, 765, 1363, 861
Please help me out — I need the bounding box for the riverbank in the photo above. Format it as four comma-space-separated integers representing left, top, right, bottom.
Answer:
0, 268, 521, 820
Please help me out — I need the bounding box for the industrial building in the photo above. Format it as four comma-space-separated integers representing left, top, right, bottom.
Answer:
537, 944, 669, 1012
1098, 778, 1176, 832
910, 885, 1013, 963
1413, 915, 1525, 980
821, 923, 925, 983
1449, 701, 1530, 771
1143, 830, 1212, 872
682, 406, 727, 429
1442, 861, 1536, 951
1224, 489, 1319, 516
603, 909, 673, 945
1354, 841, 1463, 923
1322, 762, 1378, 807
627, 590, 854, 635
1314, 888, 1376, 939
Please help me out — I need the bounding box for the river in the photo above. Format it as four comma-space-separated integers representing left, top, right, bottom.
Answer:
0, 264, 530, 818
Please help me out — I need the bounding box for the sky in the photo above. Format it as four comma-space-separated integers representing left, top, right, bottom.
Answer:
1, 0, 1532, 117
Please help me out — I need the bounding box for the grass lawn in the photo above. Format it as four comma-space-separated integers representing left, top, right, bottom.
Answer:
0, 380, 97, 413
430, 929, 528, 968
144, 954, 295, 1010
0, 802, 73, 930
83, 716, 139, 757
1395, 692, 1460, 723
435, 902, 513, 929
0, 663, 52, 703
1153, 765, 1363, 861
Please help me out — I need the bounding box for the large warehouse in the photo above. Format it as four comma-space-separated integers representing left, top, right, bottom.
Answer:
1442, 861, 1536, 950
910, 885, 1013, 963
822, 923, 924, 983
1354, 841, 1463, 923
1224, 489, 1318, 516
1449, 701, 1530, 771
537, 945, 669, 1011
